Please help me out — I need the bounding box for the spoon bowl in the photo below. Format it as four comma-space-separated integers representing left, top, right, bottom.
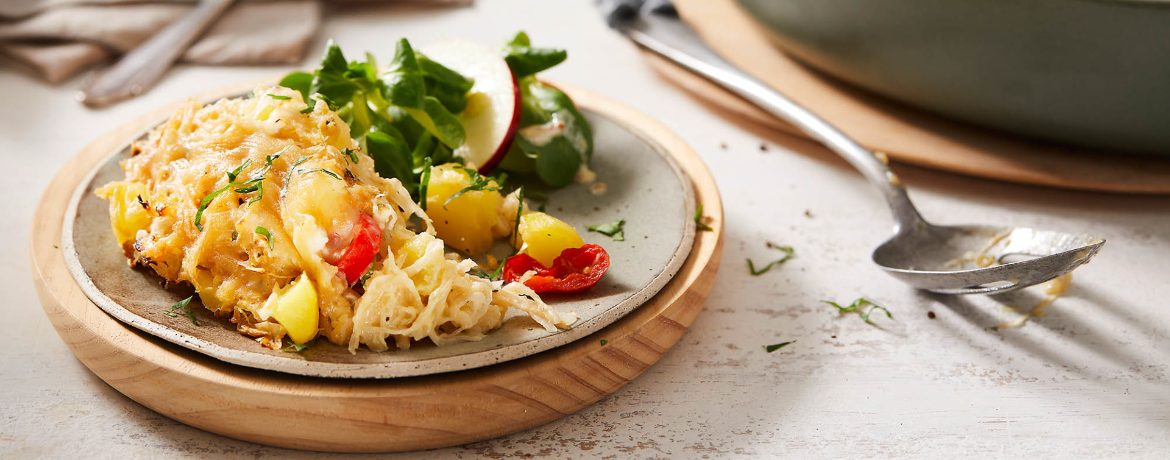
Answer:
873, 224, 1104, 294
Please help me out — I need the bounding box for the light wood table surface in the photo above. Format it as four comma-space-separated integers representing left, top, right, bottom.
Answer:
4, 1, 1169, 458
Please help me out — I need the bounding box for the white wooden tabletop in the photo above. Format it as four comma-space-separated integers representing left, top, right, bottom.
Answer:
4, 1, 1169, 458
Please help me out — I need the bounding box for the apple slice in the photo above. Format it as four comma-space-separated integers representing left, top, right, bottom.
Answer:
422, 40, 521, 173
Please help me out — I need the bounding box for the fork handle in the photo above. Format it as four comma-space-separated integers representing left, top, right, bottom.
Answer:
78, 0, 237, 108
625, 13, 927, 233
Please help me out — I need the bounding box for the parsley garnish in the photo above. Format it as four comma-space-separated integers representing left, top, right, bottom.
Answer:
256, 226, 274, 250
695, 204, 713, 232
418, 157, 433, 211
765, 340, 794, 353
587, 219, 625, 241
233, 178, 265, 205
292, 156, 310, 168
600, 339, 608, 346
265, 151, 283, 166
444, 166, 504, 209
342, 148, 359, 164
226, 159, 251, 181
357, 254, 379, 287
195, 183, 237, 231
161, 295, 199, 325
196, 154, 283, 230
267, 94, 291, 100
822, 298, 892, 326
510, 187, 525, 248
486, 187, 527, 281
283, 341, 313, 352
301, 168, 342, 180
747, 242, 794, 275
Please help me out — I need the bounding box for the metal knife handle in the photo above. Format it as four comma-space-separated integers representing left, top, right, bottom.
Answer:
78, 0, 236, 108
626, 11, 926, 232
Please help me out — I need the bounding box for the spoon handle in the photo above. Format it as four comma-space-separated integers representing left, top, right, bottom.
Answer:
77, 0, 237, 108
621, 9, 926, 232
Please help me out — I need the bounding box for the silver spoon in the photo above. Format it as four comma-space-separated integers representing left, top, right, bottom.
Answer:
600, 0, 1104, 294
77, 0, 236, 108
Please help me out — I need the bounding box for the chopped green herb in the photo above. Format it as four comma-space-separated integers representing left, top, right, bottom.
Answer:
695, 204, 713, 232
162, 295, 199, 326
195, 183, 238, 231
414, 157, 433, 211
510, 187, 525, 248
233, 178, 263, 194
267, 94, 291, 100
226, 159, 251, 181
283, 341, 313, 352
341, 148, 359, 164
301, 168, 342, 180
256, 226, 274, 250
357, 254, 380, 287
600, 339, 608, 346
822, 298, 892, 326
587, 219, 625, 241
300, 106, 315, 115
444, 166, 504, 209
765, 341, 794, 353
232, 177, 265, 206
747, 242, 794, 275
482, 187, 528, 281
292, 156, 310, 168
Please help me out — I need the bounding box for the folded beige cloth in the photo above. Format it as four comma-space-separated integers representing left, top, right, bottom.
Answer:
0, 0, 323, 84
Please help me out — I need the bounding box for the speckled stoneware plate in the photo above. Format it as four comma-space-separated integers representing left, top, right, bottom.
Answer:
61, 104, 695, 379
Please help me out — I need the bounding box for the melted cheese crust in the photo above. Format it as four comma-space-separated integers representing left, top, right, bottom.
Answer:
97, 86, 574, 351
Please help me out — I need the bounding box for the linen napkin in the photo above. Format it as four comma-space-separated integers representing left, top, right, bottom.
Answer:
0, 0, 324, 84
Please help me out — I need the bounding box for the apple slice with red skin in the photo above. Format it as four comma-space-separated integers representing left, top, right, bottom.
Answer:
422, 40, 521, 173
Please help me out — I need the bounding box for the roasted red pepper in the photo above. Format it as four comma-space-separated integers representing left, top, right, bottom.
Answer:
335, 214, 382, 285
502, 244, 610, 293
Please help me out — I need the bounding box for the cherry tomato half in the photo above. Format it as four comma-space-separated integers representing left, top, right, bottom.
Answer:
335, 214, 382, 285
502, 244, 610, 293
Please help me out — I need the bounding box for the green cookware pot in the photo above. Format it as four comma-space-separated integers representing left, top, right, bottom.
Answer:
736, 0, 1170, 155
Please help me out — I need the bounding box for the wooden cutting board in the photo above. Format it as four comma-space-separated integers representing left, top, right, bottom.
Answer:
656, 0, 1170, 194
29, 81, 723, 453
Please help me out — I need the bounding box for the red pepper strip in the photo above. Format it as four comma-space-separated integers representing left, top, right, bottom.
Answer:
502, 244, 610, 293
335, 214, 382, 285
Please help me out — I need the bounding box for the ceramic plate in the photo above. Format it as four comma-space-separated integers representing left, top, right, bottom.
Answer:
62, 101, 695, 379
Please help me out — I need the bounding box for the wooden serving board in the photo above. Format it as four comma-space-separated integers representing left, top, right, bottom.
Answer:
657, 0, 1170, 194
29, 81, 723, 452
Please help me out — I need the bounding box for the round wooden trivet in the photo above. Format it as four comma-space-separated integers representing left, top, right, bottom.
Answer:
29, 81, 723, 453
656, 0, 1170, 194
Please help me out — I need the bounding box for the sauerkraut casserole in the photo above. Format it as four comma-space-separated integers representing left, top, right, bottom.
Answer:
96, 86, 577, 352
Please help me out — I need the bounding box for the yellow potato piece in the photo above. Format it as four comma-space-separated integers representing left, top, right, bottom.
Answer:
518, 212, 584, 267
425, 163, 501, 255
271, 273, 320, 344
100, 182, 153, 246
399, 233, 443, 296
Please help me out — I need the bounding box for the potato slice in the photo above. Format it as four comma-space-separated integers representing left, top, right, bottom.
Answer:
517, 212, 584, 267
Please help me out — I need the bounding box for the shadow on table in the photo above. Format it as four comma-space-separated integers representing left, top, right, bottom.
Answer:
925, 286, 1170, 429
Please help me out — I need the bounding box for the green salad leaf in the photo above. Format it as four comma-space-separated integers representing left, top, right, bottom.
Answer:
503, 31, 568, 78
416, 53, 474, 113
495, 32, 593, 188
279, 71, 313, 102
279, 33, 594, 210
365, 130, 414, 191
